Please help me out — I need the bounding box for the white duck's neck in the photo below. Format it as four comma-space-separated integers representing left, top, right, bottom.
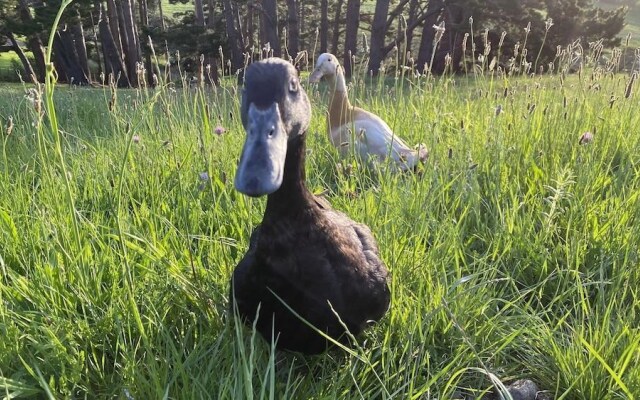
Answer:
326, 66, 348, 93
326, 67, 353, 124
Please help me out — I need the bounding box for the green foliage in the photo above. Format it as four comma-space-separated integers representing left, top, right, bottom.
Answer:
147, 7, 227, 69
443, 0, 627, 68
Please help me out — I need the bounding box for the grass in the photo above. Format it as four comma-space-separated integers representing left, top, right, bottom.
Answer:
162, 0, 194, 18
0, 53, 25, 82
1, 29, 640, 400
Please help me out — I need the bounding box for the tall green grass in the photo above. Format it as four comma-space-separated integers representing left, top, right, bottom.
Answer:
1, 13, 640, 400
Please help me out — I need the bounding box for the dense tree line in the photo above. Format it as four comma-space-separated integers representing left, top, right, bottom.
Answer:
0, 0, 630, 86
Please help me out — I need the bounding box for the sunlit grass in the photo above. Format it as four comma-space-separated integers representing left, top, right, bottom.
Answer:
1, 32, 640, 400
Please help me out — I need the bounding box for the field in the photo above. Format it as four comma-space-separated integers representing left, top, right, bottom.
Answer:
1, 46, 640, 399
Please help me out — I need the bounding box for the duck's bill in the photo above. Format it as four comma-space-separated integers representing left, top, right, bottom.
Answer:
235, 103, 287, 197
308, 68, 323, 83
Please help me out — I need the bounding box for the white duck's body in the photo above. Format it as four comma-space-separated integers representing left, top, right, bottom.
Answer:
310, 53, 427, 170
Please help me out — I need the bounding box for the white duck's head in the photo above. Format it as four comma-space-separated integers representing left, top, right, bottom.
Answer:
309, 53, 342, 83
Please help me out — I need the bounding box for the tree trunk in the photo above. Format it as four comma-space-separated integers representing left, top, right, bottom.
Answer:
298, 0, 305, 54
53, 29, 90, 85
286, 0, 300, 58
261, 0, 281, 57
367, 0, 391, 75
222, 0, 244, 74
139, 0, 157, 86
194, 0, 206, 26
431, 3, 464, 74
158, 0, 166, 30
99, 4, 130, 87
6, 31, 37, 83
331, 0, 345, 54
343, 0, 361, 77
70, 11, 91, 81
246, 3, 255, 51
119, 0, 142, 86
17, 0, 46, 82
320, 0, 328, 53
405, 0, 419, 54
416, 0, 444, 73
106, 0, 124, 55
207, 0, 216, 27
90, 7, 103, 78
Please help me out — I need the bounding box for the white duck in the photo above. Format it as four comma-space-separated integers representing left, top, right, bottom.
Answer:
309, 53, 427, 171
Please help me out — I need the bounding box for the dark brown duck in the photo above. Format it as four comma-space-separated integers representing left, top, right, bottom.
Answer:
230, 58, 390, 354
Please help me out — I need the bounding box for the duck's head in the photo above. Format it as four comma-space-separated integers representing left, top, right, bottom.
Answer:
309, 53, 341, 83
235, 58, 312, 197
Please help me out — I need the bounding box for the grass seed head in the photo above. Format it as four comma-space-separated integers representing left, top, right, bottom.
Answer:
4, 116, 13, 136
624, 72, 636, 99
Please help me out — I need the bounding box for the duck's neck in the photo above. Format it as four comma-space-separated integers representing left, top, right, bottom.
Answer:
265, 134, 314, 216
326, 68, 353, 127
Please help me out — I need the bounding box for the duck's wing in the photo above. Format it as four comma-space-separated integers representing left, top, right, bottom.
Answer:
352, 109, 412, 150
313, 194, 333, 210
324, 211, 390, 322
351, 109, 423, 169
229, 225, 262, 310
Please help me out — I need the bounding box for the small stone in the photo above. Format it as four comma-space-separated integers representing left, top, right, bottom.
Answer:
505, 379, 539, 400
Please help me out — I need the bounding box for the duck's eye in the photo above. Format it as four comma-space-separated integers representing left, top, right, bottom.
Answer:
289, 79, 298, 93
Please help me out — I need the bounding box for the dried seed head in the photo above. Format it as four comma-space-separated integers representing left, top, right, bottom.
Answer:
489, 57, 497, 71
433, 22, 446, 44
5, 116, 13, 136
499, 32, 507, 50
25, 88, 42, 115
625, 72, 636, 99
545, 18, 554, 31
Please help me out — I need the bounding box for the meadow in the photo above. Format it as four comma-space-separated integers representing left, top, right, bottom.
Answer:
1, 38, 640, 400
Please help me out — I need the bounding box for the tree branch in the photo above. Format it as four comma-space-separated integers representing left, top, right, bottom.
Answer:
381, 2, 444, 55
